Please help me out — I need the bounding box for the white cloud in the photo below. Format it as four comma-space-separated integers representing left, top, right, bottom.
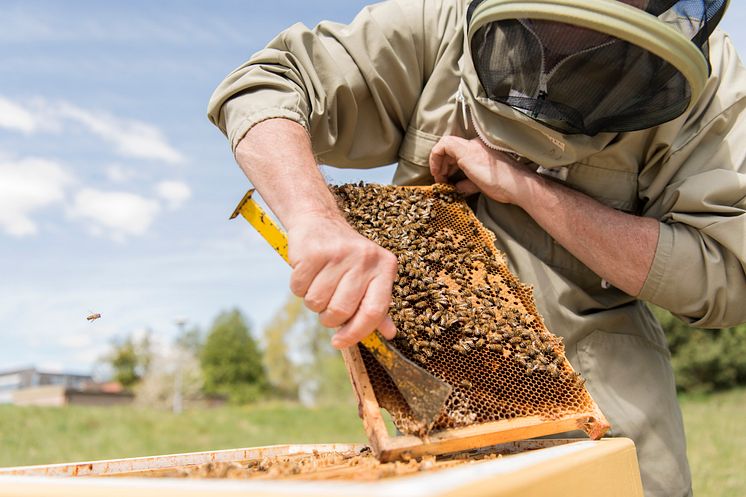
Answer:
59, 103, 185, 164
0, 97, 36, 133
0, 157, 73, 236
70, 188, 160, 241
155, 180, 191, 209
105, 164, 138, 183
0, 95, 184, 164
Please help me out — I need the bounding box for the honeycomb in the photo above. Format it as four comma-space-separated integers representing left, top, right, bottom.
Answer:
331, 183, 601, 436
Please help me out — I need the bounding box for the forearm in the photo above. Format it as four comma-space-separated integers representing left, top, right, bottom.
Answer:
234, 118, 398, 346
234, 118, 344, 230
516, 174, 659, 296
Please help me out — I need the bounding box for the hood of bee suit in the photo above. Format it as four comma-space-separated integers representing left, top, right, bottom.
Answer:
458, 0, 729, 167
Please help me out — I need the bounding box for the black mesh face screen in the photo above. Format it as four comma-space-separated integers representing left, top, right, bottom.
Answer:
470, 20, 690, 134
466, 0, 727, 135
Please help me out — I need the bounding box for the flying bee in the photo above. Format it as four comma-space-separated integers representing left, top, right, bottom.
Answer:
86, 312, 102, 322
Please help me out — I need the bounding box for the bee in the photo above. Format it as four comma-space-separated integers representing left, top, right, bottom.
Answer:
413, 353, 427, 364
546, 363, 560, 378
460, 380, 473, 389
86, 312, 102, 322
487, 343, 503, 352
573, 372, 586, 388
452, 343, 467, 355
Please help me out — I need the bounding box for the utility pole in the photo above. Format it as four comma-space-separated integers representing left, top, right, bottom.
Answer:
173, 318, 187, 414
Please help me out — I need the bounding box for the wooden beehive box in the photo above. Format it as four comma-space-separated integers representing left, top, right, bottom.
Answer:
0, 439, 643, 497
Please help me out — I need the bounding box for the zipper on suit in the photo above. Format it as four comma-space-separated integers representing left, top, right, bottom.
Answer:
456, 85, 520, 160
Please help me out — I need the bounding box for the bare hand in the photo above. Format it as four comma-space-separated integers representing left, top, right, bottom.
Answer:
429, 136, 531, 204
287, 215, 398, 349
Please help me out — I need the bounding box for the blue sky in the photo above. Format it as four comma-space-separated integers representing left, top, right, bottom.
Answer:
2, 2, 746, 375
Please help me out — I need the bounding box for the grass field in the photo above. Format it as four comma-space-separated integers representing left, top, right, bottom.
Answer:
680, 389, 745, 497
1, 390, 744, 496
0, 400, 366, 467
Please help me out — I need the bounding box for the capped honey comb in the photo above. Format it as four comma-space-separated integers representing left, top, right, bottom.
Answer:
331, 183, 608, 438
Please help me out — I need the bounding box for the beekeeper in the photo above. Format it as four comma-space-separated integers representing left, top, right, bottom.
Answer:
208, 1, 742, 495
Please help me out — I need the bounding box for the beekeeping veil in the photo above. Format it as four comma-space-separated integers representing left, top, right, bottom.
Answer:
466, 0, 729, 135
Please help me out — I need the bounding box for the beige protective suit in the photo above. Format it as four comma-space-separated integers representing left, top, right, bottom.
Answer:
208, 2, 746, 496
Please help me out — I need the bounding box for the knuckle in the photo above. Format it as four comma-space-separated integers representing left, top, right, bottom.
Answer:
289, 277, 306, 297
304, 295, 325, 313
358, 303, 383, 323
319, 314, 338, 328
324, 303, 354, 321
383, 252, 398, 272
358, 244, 379, 265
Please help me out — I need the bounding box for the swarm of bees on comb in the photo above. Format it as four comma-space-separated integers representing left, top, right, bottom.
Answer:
331, 183, 596, 435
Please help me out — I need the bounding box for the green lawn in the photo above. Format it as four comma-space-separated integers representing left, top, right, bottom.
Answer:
1, 390, 744, 496
680, 389, 746, 497
0, 401, 367, 467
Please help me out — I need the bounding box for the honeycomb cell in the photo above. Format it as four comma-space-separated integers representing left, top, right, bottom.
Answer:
330, 183, 596, 436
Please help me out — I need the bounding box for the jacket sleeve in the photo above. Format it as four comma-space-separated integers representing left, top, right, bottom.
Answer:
637, 32, 746, 328
207, 0, 460, 168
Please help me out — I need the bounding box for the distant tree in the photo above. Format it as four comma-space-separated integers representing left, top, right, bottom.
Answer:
105, 331, 153, 388
301, 319, 353, 406
263, 295, 303, 399
201, 309, 266, 403
653, 306, 746, 393
260, 292, 352, 406
175, 325, 203, 356
136, 334, 204, 411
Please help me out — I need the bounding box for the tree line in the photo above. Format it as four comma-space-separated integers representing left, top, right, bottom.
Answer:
102, 295, 350, 408
103, 299, 746, 408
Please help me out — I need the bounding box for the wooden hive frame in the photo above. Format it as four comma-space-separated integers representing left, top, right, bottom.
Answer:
332, 184, 610, 462
341, 347, 609, 462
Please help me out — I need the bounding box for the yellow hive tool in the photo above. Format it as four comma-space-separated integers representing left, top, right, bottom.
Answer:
231, 189, 452, 428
